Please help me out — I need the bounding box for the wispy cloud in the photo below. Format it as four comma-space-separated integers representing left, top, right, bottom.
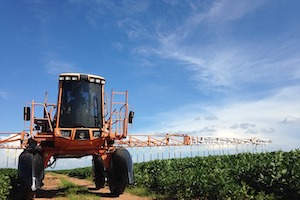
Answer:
200, 0, 267, 24
84, 0, 151, 29
128, 0, 300, 96
159, 1, 300, 94
46, 59, 78, 75
281, 116, 300, 125
0, 91, 8, 100
125, 1, 271, 91
75, 1, 300, 151
27, 0, 52, 26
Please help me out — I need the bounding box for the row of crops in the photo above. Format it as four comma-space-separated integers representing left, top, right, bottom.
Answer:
55, 166, 92, 179
134, 149, 300, 199
1, 150, 299, 199
55, 150, 300, 199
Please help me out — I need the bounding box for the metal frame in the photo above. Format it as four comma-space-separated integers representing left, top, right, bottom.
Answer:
116, 133, 272, 147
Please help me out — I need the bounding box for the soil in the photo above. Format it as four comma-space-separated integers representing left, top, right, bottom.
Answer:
34, 173, 151, 200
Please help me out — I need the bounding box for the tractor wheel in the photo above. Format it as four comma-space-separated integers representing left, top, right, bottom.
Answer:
95, 178, 105, 190
108, 147, 133, 196
108, 178, 126, 196
15, 185, 36, 200
93, 155, 106, 189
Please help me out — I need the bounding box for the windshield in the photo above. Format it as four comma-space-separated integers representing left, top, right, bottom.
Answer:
59, 81, 103, 128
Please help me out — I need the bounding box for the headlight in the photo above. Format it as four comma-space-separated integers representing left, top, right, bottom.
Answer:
93, 131, 101, 138
75, 130, 90, 140
61, 130, 71, 138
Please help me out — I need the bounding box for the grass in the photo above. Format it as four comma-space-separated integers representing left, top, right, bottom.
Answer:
126, 186, 165, 199
58, 177, 99, 200
54, 171, 162, 199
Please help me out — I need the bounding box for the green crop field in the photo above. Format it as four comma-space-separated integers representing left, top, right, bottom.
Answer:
1, 149, 299, 199
134, 149, 300, 199
54, 149, 300, 199
55, 166, 93, 180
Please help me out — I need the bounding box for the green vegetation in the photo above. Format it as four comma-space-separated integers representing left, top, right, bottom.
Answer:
58, 177, 98, 200
1, 150, 299, 199
54, 150, 300, 199
134, 149, 300, 199
0, 168, 17, 200
55, 166, 93, 180
126, 186, 163, 199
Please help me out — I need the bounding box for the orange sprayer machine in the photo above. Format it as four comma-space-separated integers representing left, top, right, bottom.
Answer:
9, 73, 134, 197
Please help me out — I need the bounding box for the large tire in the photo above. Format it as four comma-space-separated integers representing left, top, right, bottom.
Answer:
15, 185, 36, 200
18, 147, 44, 192
109, 178, 126, 196
92, 155, 106, 189
108, 147, 133, 196
23, 188, 36, 200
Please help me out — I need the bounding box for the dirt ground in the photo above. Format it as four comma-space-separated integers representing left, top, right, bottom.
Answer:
35, 173, 151, 200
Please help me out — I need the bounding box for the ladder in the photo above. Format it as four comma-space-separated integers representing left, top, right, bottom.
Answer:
109, 90, 129, 139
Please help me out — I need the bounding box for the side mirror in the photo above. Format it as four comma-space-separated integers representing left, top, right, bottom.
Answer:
24, 107, 31, 121
128, 111, 134, 124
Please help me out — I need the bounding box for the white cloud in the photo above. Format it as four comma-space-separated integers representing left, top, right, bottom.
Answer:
204, 114, 218, 120
71, 0, 300, 152
213, 87, 300, 126
129, 0, 300, 96
150, 34, 300, 94
239, 123, 256, 130
46, 59, 78, 75
85, 0, 151, 29
112, 42, 124, 51
261, 127, 275, 133
202, 0, 267, 24
281, 116, 300, 125
152, 1, 267, 44
143, 85, 300, 150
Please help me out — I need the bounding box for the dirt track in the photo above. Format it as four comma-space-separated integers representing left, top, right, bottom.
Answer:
35, 173, 151, 200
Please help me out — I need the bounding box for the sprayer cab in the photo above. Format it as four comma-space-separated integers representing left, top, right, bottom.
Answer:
57, 73, 105, 129
23, 73, 133, 152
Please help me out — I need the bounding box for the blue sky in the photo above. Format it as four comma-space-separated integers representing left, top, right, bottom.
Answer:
1, 0, 300, 168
